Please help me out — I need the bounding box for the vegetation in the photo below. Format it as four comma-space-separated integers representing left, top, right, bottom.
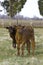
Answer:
1, 0, 26, 17
38, 0, 43, 16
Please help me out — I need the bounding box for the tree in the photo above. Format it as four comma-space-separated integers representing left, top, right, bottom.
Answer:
38, 0, 43, 16
1, 0, 26, 17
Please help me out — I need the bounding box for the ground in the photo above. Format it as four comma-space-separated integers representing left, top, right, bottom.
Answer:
0, 28, 43, 65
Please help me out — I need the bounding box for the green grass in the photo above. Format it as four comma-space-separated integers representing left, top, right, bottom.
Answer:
0, 28, 43, 65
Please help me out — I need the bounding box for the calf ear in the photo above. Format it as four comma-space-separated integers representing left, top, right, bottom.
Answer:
5, 27, 9, 29
13, 25, 17, 29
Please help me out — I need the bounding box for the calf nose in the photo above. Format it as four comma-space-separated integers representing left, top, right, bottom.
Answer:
13, 43, 16, 48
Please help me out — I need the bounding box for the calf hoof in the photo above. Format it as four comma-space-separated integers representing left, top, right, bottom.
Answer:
21, 53, 24, 57
17, 53, 20, 56
21, 54, 24, 57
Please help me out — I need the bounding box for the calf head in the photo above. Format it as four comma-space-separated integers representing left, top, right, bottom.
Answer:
16, 25, 25, 33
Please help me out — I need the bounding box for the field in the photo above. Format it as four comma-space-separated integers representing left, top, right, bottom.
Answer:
0, 19, 43, 27
0, 27, 43, 65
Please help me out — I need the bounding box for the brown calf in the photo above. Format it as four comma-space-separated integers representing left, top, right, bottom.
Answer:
15, 25, 35, 56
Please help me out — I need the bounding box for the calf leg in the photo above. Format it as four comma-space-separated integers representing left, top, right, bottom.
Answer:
31, 38, 35, 56
21, 42, 25, 56
27, 41, 30, 55
17, 44, 20, 56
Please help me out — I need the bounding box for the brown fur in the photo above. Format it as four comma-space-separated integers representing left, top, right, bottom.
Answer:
15, 25, 35, 56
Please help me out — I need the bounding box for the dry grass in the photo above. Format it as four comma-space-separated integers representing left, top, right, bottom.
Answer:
0, 19, 43, 27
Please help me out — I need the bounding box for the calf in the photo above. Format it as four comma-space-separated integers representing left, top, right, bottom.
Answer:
15, 25, 35, 56
5, 26, 16, 48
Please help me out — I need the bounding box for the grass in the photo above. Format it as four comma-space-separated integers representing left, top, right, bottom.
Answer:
0, 28, 43, 65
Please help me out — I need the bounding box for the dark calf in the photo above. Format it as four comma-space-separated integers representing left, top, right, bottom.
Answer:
5, 26, 16, 48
